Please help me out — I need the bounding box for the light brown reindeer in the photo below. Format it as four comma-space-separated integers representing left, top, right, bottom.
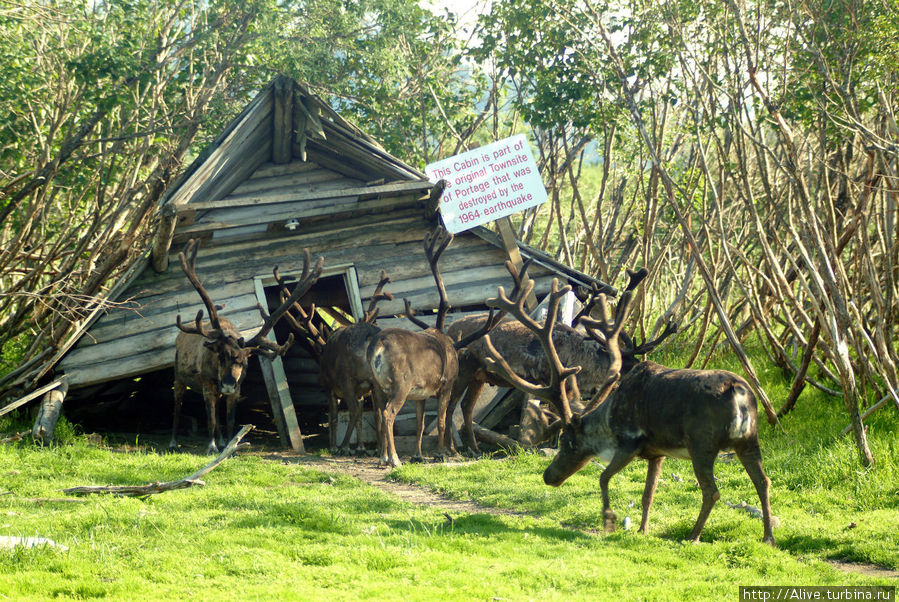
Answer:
485, 271, 776, 545
276, 268, 394, 455
446, 269, 676, 453
171, 240, 323, 454
367, 227, 497, 467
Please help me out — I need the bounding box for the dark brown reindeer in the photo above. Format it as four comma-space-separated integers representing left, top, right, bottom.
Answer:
171, 240, 323, 454
367, 227, 498, 467
486, 271, 776, 545
276, 268, 394, 454
446, 269, 675, 453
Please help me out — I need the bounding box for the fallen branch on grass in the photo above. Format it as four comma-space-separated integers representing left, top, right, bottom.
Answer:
1, 431, 30, 444
62, 425, 254, 498
473, 423, 521, 450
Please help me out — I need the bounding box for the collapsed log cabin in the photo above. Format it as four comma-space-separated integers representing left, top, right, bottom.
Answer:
49, 76, 610, 452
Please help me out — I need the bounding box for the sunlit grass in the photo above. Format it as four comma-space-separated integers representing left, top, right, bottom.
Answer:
1, 344, 897, 599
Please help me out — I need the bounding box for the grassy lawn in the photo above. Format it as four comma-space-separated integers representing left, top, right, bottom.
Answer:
1, 349, 897, 599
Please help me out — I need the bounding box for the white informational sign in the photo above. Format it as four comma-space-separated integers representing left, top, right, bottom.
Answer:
425, 134, 548, 234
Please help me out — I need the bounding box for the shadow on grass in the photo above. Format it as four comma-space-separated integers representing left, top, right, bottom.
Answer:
383, 512, 596, 544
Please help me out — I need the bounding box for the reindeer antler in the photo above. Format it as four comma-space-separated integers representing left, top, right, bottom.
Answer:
363, 270, 394, 324
425, 226, 453, 332
402, 227, 454, 332
577, 267, 646, 415
244, 248, 324, 355
176, 239, 224, 338
483, 278, 582, 424
452, 258, 533, 350
623, 320, 679, 356
272, 265, 330, 359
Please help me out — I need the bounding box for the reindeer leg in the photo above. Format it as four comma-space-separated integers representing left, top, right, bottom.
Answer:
328, 392, 339, 453
640, 456, 665, 534
687, 450, 720, 543
371, 390, 388, 465
411, 399, 425, 463
434, 386, 455, 461
371, 394, 382, 457
380, 389, 407, 468
735, 440, 776, 546
599, 449, 639, 532
459, 375, 486, 455
202, 383, 220, 455
170, 380, 186, 450
224, 393, 238, 444
339, 396, 362, 455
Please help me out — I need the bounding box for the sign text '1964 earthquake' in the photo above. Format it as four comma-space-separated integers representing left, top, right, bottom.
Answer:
425, 134, 548, 234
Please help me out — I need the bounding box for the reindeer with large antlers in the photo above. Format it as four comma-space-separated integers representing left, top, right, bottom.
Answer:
367, 227, 499, 467
171, 239, 323, 454
446, 268, 676, 453
486, 270, 776, 545
275, 268, 394, 454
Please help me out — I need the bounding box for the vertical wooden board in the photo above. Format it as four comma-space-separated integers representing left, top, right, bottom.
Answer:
272, 77, 292, 164
254, 277, 304, 451
344, 267, 365, 320
496, 216, 538, 310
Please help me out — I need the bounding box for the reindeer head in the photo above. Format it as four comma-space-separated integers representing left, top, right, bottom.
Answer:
176, 239, 323, 393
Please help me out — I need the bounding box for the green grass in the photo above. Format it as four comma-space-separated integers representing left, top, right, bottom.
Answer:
1, 347, 897, 599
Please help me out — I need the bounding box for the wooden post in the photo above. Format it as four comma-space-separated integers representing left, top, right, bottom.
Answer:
495, 216, 538, 310
272, 76, 293, 164
32, 380, 68, 444
151, 204, 177, 273
258, 355, 304, 452
253, 276, 304, 452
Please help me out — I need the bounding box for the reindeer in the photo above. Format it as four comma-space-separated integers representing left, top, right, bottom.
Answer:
484, 271, 776, 545
446, 270, 676, 453
367, 227, 497, 467
171, 239, 323, 454
276, 268, 394, 455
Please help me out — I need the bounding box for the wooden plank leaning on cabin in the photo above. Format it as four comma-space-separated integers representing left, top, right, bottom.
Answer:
253, 276, 304, 452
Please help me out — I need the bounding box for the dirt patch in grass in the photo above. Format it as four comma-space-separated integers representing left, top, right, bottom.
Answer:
261, 451, 527, 518
825, 560, 899, 580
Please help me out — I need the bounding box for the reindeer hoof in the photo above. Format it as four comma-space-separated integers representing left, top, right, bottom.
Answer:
603, 510, 618, 533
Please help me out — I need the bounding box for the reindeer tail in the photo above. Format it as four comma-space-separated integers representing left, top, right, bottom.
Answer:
727, 384, 755, 439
